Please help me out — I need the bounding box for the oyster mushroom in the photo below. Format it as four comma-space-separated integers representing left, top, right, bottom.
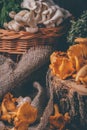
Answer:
9, 11, 16, 19
4, 0, 71, 32
16, 96, 31, 107
14, 10, 29, 24
7, 10, 29, 31
35, 1, 42, 14
25, 27, 39, 33
43, 8, 64, 26
4, 20, 22, 32
24, 11, 39, 33
21, 0, 37, 10
40, 5, 56, 27
60, 7, 71, 19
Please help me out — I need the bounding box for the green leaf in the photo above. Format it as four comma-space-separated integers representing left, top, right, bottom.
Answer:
0, 0, 22, 27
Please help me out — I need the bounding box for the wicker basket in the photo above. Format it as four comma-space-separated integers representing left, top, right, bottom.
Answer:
0, 21, 69, 54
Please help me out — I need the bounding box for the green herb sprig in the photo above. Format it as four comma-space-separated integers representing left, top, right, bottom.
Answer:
67, 10, 87, 45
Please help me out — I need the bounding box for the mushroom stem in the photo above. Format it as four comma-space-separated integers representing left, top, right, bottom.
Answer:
44, 9, 63, 25
9, 11, 16, 19
49, 104, 70, 130
54, 104, 60, 115
74, 56, 81, 71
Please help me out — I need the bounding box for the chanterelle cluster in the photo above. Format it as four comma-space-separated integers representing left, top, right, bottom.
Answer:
4, 0, 71, 33
0, 93, 38, 130
50, 38, 87, 86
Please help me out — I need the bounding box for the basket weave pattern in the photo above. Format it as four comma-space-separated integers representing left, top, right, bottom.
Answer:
0, 25, 66, 54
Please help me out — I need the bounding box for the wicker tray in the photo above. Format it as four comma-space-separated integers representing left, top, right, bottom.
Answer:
0, 22, 68, 54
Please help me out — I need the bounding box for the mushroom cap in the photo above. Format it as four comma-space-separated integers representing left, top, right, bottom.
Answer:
75, 38, 87, 44
50, 52, 75, 79
58, 57, 75, 79
2, 93, 16, 112
15, 102, 38, 126
67, 42, 87, 71
21, 0, 37, 10
75, 64, 87, 85
49, 104, 70, 130
17, 96, 31, 107
9, 11, 16, 19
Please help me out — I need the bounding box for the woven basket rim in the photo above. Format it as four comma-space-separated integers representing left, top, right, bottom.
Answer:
0, 20, 70, 54
0, 25, 65, 40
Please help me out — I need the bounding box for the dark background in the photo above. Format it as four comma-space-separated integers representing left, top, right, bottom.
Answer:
54, 0, 87, 17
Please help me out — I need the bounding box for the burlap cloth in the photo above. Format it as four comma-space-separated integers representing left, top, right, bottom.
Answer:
0, 54, 54, 130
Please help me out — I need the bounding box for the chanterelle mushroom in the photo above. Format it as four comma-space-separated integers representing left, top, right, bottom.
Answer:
50, 40, 87, 85
1, 93, 17, 112
76, 64, 87, 86
50, 52, 75, 79
49, 104, 70, 130
14, 102, 38, 130
0, 93, 38, 130
75, 37, 87, 44
67, 41, 87, 71
0, 93, 17, 123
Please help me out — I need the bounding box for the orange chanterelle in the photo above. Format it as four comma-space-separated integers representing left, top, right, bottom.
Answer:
0, 93, 38, 130
49, 38, 87, 85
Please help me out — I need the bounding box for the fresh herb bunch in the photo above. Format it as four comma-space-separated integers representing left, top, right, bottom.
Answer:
0, 0, 22, 28
67, 10, 87, 45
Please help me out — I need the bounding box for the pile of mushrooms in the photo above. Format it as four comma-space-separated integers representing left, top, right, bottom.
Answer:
0, 93, 38, 130
50, 38, 87, 86
4, 0, 71, 33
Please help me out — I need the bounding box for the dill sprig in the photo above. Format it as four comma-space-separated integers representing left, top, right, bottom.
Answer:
67, 10, 87, 45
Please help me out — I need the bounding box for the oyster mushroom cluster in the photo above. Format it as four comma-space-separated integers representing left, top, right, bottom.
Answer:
49, 38, 87, 85
4, 0, 71, 33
